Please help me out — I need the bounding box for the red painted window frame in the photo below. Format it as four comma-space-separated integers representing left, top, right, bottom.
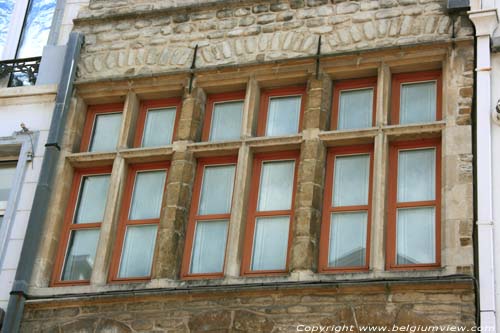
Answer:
331, 77, 377, 130
241, 150, 300, 276
386, 138, 442, 270
391, 70, 442, 125
319, 145, 374, 273
201, 91, 246, 142
51, 166, 112, 286
181, 156, 238, 279
133, 98, 182, 148
108, 161, 170, 283
256, 86, 306, 137
80, 103, 124, 152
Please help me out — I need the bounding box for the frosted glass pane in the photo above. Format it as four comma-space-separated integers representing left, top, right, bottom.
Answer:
62, 229, 100, 281
17, 0, 56, 58
89, 113, 122, 152
397, 149, 435, 202
118, 225, 157, 278
396, 207, 435, 265
338, 88, 373, 130
266, 96, 301, 136
333, 154, 370, 207
129, 170, 166, 220
329, 212, 367, 267
210, 101, 243, 141
400, 81, 436, 124
198, 165, 235, 215
0, 164, 16, 202
258, 160, 295, 211
142, 107, 176, 147
74, 175, 110, 224
251, 216, 290, 271
190, 220, 228, 274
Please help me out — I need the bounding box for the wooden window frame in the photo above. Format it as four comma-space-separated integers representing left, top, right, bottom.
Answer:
241, 150, 300, 276
133, 98, 182, 148
201, 91, 246, 142
386, 138, 442, 270
108, 161, 170, 283
319, 145, 374, 273
51, 166, 112, 286
391, 70, 442, 125
256, 86, 306, 137
181, 156, 238, 279
331, 77, 377, 131
80, 103, 124, 152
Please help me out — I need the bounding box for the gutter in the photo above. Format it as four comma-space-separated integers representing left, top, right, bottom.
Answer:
1, 32, 84, 333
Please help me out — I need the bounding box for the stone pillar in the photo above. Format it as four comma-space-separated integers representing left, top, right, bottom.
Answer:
241, 77, 260, 138
175, 86, 206, 142
303, 74, 331, 131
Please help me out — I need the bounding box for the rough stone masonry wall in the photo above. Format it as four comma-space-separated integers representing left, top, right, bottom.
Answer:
74, 0, 473, 81
21, 282, 475, 332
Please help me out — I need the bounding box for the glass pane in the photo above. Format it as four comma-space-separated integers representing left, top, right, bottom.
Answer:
400, 81, 437, 124
74, 175, 110, 224
16, 0, 56, 58
129, 170, 166, 220
190, 220, 228, 274
266, 96, 301, 136
89, 113, 122, 152
62, 229, 100, 281
251, 216, 290, 271
198, 165, 235, 215
118, 225, 157, 278
329, 212, 367, 267
257, 160, 295, 211
397, 149, 436, 202
0, 164, 17, 202
142, 107, 176, 147
338, 88, 373, 130
210, 101, 243, 141
0, 0, 15, 57
333, 154, 370, 207
396, 207, 435, 265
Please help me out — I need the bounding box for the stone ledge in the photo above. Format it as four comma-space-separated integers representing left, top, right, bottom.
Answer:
118, 146, 174, 163
66, 151, 116, 168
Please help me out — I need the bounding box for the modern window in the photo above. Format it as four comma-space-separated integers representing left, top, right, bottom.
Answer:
134, 98, 181, 148
242, 151, 299, 275
0, 162, 17, 224
319, 146, 373, 272
80, 103, 124, 152
257, 87, 305, 137
110, 162, 168, 281
391, 71, 442, 125
181, 157, 237, 278
202, 92, 245, 142
387, 139, 441, 269
332, 78, 377, 130
52, 167, 111, 285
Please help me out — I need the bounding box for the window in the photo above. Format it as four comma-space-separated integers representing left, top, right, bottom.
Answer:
109, 162, 168, 281
257, 87, 306, 137
134, 98, 181, 148
319, 146, 373, 272
52, 167, 111, 285
80, 103, 124, 152
0, 162, 17, 225
242, 151, 299, 275
202, 92, 245, 142
387, 139, 441, 269
391, 71, 442, 125
181, 157, 237, 278
331, 78, 377, 130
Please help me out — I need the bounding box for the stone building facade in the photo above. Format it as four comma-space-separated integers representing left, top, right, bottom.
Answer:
18, 0, 475, 331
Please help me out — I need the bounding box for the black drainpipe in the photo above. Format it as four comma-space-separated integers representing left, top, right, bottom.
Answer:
1, 31, 83, 333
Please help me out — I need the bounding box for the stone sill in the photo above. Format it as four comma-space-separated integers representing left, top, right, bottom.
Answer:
0, 84, 57, 98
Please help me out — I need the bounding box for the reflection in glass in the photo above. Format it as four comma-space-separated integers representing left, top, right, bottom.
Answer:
142, 107, 176, 147
190, 220, 228, 274
0, 163, 17, 202
210, 101, 243, 141
251, 216, 289, 271
17, 0, 56, 58
0, 0, 15, 57
257, 161, 295, 211
329, 212, 367, 267
266, 96, 301, 136
62, 229, 100, 281
396, 207, 435, 264
74, 175, 110, 224
89, 113, 122, 152
338, 88, 373, 130
118, 225, 157, 278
